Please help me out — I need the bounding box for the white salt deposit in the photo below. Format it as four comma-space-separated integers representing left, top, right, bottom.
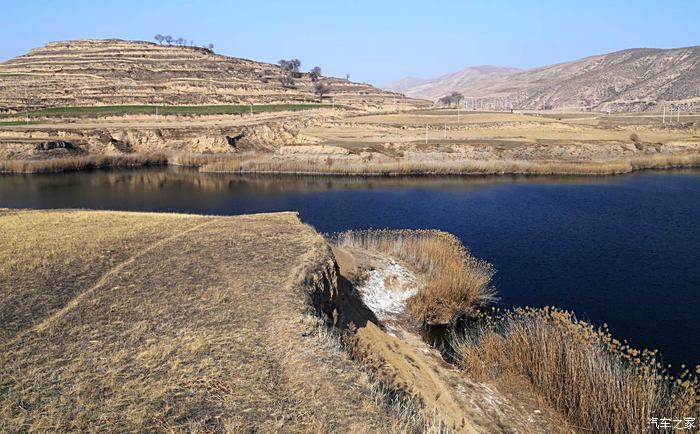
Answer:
356, 258, 420, 321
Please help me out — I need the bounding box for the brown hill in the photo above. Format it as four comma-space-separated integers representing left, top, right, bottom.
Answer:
0, 39, 419, 112
382, 46, 700, 112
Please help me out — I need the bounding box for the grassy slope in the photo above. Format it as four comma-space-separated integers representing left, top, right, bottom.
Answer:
0, 210, 406, 433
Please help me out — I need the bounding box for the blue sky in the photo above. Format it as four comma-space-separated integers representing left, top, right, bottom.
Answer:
2, 0, 699, 84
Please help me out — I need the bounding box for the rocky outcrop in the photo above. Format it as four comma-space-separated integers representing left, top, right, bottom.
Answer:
303, 253, 342, 325
0, 127, 241, 159
34, 140, 78, 151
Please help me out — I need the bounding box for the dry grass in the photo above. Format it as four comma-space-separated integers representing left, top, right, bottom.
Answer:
199, 152, 700, 176
5, 151, 699, 176
1, 210, 431, 432
168, 152, 235, 167
314, 110, 700, 147
332, 229, 496, 324
454, 307, 700, 433
0, 210, 208, 342
0, 153, 167, 174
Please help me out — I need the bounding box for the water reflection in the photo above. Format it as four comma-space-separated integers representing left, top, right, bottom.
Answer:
5, 166, 698, 197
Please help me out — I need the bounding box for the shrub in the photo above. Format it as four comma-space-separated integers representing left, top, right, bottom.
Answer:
454, 307, 700, 433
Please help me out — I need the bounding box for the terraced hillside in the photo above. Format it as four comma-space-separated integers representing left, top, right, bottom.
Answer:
0, 39, 416, 112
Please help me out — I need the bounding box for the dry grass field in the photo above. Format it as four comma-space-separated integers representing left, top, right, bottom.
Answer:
306, 110, 700, 151
0, 210, 431, 433
2, 108, 700, 175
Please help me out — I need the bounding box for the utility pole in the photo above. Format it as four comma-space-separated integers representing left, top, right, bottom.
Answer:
425, 125, 428, 145
662, 105, 666, 124
457, 106, 460, 124
677, 109, 680, 123
444, 123, 447, 139
250, 103, 253, 115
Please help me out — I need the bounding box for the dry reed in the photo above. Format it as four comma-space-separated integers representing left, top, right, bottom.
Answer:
332, 229, 497, 324
454, 307, 700, 433
199, 152, 700, 176
0, 153, 167, 174
168, 152, 236, 167
4, 151, 699, 177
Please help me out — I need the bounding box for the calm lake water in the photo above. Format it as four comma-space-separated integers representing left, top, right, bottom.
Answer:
2, 167, 699, 368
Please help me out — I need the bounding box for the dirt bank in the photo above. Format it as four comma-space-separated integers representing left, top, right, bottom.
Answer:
325, 245, 573, 433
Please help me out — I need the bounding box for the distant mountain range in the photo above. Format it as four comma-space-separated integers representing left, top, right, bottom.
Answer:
381, 46, 700, 112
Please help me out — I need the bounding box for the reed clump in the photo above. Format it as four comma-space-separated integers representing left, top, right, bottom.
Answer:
454, 306, 700, 433
167, 152, 236, 167
0, 153, 167, 174
332, 229, 497, 324
4, 150, 700, 176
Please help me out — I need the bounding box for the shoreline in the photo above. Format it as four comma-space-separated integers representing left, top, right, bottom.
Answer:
2, 152, 700, 177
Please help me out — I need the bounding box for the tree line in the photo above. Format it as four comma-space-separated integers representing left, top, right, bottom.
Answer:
278, 59, 329, 102
439, 91, 464, 107
154, 34, 214, 52
147, 41, 331, 102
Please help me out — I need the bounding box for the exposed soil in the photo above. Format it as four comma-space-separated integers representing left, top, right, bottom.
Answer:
331, 245, 575, 433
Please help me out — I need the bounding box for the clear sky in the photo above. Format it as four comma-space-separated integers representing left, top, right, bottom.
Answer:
2, 0, 699, 85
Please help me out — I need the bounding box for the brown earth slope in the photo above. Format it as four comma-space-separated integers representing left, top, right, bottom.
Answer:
383, 46, 700, 112
0, 39, 422, 112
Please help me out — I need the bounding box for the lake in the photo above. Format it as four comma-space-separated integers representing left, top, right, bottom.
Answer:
2, 167, 699, 369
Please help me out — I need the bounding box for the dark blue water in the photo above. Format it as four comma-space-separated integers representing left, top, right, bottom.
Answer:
2, 168, 699, 368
